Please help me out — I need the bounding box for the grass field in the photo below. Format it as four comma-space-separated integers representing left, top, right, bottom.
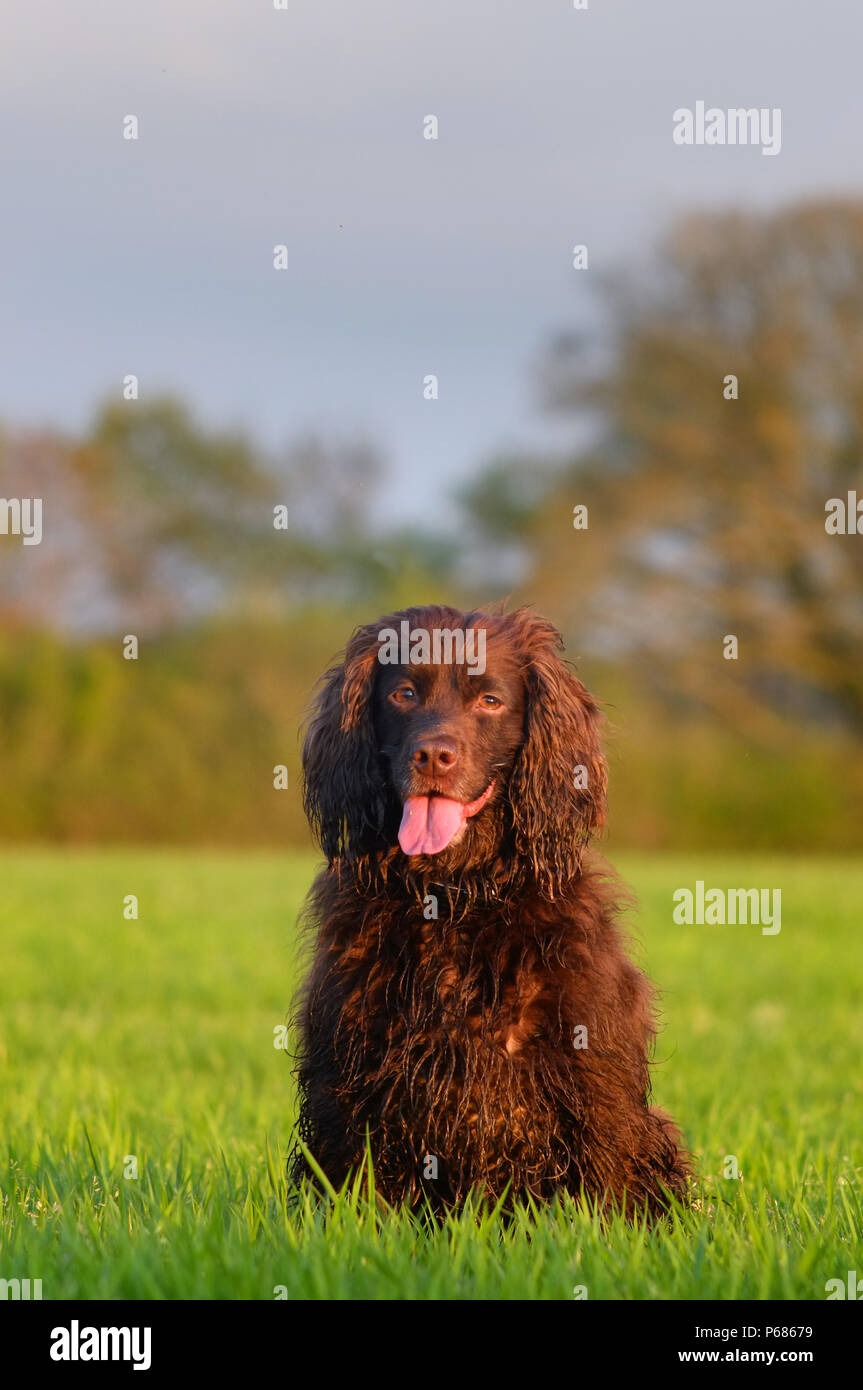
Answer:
0, 848, 860, 1300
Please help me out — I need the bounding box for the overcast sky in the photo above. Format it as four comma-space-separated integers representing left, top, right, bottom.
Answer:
3, 0, 862, 519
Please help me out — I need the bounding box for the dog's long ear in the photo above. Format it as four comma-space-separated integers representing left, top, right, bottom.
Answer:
302, 622, 388, 863
507, 611, 607, 898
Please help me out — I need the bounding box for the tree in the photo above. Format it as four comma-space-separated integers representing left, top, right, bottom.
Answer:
521, 201, 863, 736
0, 398, 406, 633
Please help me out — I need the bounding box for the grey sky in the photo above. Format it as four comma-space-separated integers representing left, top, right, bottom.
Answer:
3, 0, 861, 519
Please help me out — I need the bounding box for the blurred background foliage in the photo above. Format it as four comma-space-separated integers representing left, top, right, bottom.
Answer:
1, 200, 862, 849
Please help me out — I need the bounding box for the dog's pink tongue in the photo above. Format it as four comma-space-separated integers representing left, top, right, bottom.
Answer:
398, 796, 468, 856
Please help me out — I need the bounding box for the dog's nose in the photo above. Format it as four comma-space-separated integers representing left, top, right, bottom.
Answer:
410, 736, 459, 779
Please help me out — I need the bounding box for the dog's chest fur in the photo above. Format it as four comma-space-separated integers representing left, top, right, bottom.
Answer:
300, 871, 610, 1200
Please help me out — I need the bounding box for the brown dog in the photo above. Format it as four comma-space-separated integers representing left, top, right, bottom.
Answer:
291, 605, 689, 1215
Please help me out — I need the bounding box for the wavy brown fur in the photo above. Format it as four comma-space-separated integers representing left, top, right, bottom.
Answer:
291, 605, 689, 1217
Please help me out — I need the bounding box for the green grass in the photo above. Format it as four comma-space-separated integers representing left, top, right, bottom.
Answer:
0, 849, 860, 1300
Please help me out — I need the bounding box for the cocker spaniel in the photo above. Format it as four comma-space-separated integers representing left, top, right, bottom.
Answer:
291, 605, 689, 1216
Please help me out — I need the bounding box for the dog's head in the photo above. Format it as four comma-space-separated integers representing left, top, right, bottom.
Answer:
302, 605, 606, 898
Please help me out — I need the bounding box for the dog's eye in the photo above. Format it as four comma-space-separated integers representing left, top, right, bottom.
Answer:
390, 685, 417, 704
479, 694, 503, 709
